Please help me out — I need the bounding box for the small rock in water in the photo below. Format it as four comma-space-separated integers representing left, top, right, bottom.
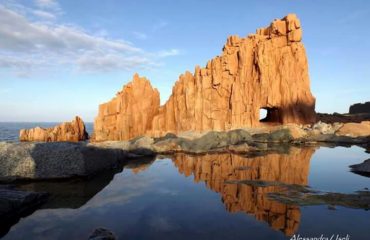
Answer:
350, 158, 370, 175
88, 228, 116, 240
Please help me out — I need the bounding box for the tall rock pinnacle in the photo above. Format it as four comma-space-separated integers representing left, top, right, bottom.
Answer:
93, 14, 316, 141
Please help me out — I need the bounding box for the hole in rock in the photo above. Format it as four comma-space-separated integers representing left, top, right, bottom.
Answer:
259, 109, 268, 121
259, 107, 281, 124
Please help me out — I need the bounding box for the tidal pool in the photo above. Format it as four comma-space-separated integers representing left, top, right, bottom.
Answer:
2, 145, 370, 240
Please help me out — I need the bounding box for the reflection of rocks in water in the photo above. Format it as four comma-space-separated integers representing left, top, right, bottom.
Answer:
17, 171, 118, 209
172, 147, 315, 236
0, 186, 48, 238
269, 189, 370, 210
1, 155, 156, 238
125, 156, 156, 174
15, 156, 156, 209
1, 175, 113, 238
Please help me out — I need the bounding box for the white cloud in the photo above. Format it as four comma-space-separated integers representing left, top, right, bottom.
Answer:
0, 4, 179, 75
1, 0, 60, 20
34, 0, 59, 9
32, 9, 56, 20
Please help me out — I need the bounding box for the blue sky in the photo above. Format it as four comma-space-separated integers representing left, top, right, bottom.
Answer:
0, 0, 369, 122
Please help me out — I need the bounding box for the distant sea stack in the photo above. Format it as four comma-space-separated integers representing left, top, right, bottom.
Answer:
93, 14, 316, 141
349, 102, 370, 114
20, 116, 89, 142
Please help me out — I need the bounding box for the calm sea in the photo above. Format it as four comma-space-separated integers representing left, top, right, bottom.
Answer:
0, 122, 94, 142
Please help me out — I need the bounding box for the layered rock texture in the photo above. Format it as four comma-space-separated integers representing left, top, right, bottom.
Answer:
94, 74, 160, 141
94, 14, 316, 141
19, 116, 88, 142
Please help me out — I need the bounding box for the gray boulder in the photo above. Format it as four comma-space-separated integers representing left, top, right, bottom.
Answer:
154, 133, 177, 143
252, 129, 293, 143
153, 129, 252, 153
0, 142, 126, 181
227, 129, 253, 145
129, 136, 154, 150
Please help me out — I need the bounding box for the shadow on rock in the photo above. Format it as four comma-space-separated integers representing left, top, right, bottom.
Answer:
0, 142, 129, 181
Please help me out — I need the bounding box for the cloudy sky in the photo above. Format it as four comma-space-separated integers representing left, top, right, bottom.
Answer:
0, 0, 369, 122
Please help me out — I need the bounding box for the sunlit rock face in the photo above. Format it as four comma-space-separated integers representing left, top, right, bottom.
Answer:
172, 147, 316, 236
93, 74, 160, 141
19, 116, 88, 142
93, 14, 316, 141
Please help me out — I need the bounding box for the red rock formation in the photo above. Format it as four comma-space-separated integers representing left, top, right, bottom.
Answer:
94, 74, 160, 141
93, 14, 316, 141
172, 147, 316, 236
336, 121, 370, 137
19, 116, 88, 142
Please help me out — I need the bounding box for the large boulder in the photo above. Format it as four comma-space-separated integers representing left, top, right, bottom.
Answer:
174, 129, 252, 153
19, 116, 88, 142
335, 121, 370, 137
153, 129, 254, 153
0, 142, 126, 181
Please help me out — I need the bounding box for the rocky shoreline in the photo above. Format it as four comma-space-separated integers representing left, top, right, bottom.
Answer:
2, 121, 370, 182
0, 124, 369, 238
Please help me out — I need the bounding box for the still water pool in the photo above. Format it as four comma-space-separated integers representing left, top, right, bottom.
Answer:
2, 146, 370, 240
